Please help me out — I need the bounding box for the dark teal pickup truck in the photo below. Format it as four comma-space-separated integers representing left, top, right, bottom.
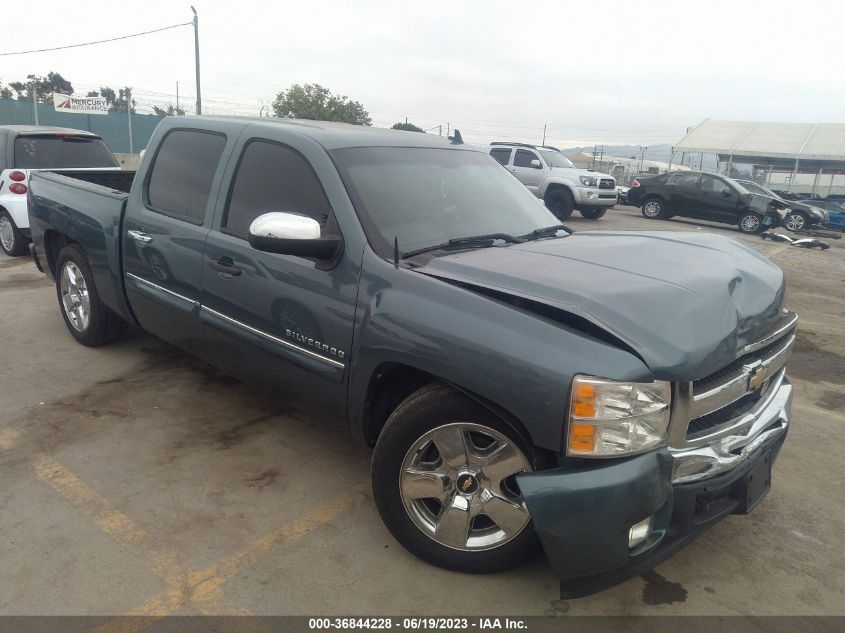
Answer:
28, 116, 796, 596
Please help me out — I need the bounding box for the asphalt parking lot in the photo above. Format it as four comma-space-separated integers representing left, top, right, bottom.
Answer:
1, 205, 843, 617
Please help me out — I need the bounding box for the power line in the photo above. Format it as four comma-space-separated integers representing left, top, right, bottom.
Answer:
0, 22, 192, 56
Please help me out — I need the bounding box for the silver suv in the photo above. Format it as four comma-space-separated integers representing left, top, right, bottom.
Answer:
489, 142, 616, 220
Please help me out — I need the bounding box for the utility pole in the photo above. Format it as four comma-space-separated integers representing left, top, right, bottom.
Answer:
176, 81, 180, 115
447, 123, 450, 137
639, 146, 647, 173
542, 124, 547, 146
127, 88, 134, 154
31, 81, 39, 125
192, 6, 202, 115
438, 124, 442, 136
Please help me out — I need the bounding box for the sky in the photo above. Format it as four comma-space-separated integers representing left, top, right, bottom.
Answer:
3, 0, 844, 149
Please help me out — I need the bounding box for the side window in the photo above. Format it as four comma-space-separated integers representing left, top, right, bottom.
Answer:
223, 140, 333, 238
701, 175, 731, 194
667, 172, 700, 189
147, 130, 226, 224
489, 148, 512, 166
514, 149, 540, 168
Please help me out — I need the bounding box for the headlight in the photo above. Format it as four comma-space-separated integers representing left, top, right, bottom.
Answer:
566, 375, 672, 457
579, 176, 597, 187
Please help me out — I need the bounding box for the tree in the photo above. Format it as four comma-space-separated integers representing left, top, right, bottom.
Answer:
8, 72, 73, 102
391, 121, 425, 133
152, 104, 185, 117
272, 83, 371, 126
0, 80, 12, 100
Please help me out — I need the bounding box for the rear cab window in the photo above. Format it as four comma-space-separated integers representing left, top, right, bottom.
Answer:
145, 129, 227, 225
222, 140, 334, 238
13, 134, 118, 169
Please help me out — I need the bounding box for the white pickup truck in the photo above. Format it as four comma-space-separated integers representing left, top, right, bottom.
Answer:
0, 125, 120, 256
489, 142, 616, 220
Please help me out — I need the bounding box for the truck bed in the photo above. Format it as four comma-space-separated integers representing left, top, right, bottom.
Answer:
28, 170, 137, 323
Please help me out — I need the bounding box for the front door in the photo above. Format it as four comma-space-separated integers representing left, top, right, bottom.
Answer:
198, 137, 360, 422
511, 149, 544, 194
122, 127, 230, 349
697, 174, 741, 223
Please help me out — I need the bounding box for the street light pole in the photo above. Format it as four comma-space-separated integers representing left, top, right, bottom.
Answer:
31, 82, 39, 125
192, 6, 202, 115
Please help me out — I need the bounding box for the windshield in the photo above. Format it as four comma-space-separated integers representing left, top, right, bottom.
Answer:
332, 147, 558, 257
538, 149, 575, 169
739, 180, 774, 197
725, 177, 751, 195
14, 135, 119, 169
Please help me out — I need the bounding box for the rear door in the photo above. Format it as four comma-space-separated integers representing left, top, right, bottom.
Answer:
197, 132, 360, 421
511, 149, 544, 193
122, 126, 232, 349
664, 172, 701, 216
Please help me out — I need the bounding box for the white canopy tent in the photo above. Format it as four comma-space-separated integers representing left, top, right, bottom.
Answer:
672, 120, 845, 195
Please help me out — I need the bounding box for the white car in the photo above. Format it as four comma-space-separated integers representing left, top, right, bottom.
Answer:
489, 142, 616, 220
0, 125, 120, 256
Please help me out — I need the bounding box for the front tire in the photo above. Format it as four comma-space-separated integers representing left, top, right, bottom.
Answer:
544, 188, 574, 220
0, 210, 28, 257
372, 383, 540, 573
738, 212, 765, 234
579, 208, 607, 220
784, 211, 807, 232
55, 244, 128, 346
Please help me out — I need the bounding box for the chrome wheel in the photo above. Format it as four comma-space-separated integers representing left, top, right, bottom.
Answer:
741, 214, 761, 232
399, 422, 532, 551
643, 201, 662, 217
0, 216, 15, 252
784, 213, 805, 231
60, 261, 91, 332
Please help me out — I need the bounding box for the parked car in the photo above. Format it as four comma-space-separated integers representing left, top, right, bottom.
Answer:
734, 179, 824, 231
488, 142, 616, 220
796, 199, 845, 231
0, 125, 120, 256
627, 171, 790, 234
29, 117, 795, 597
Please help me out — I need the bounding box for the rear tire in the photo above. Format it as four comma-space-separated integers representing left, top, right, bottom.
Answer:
0, 210, 28, 257
372, 383, 540, 574
641, 198, 667, 220
738, 212, 765, 234
55, 244, 128, 347
544, 188, 574, 220
579, 208, 607, 220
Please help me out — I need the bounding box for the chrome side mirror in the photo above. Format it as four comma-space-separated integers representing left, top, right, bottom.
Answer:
530, 159, 541, 169
248, 212, 342, 260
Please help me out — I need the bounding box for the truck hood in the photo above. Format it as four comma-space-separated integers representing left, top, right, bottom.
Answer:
414, 231, 786, 380
551, 166, 613, 180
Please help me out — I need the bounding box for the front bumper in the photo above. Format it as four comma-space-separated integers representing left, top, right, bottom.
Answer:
573, 186, 617, 206
516, 378, 792, 597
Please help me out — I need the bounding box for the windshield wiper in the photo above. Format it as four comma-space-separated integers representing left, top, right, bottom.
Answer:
402, 233, 523, 259
521, 224, 573, 240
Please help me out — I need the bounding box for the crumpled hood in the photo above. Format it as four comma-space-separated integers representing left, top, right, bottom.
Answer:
415, 231, 786, 380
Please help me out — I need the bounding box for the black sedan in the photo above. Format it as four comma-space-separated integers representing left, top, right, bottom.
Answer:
734, 179, 825, 231
627, 171, 790, 234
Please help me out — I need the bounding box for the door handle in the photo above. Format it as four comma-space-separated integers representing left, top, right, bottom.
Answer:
127, 229, 152, 244
208, 256, 242, 277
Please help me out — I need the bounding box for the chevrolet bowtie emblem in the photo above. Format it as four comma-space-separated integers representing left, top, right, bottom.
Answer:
748, 363, 771, 391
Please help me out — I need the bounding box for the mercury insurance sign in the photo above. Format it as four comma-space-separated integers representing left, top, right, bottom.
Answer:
52, 93, 109, 115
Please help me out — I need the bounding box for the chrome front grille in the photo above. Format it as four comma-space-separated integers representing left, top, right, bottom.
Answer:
599, 178, 615, 189
669, 313, 797, 447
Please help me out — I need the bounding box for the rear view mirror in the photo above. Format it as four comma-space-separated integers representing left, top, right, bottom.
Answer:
248, 212, 342, 260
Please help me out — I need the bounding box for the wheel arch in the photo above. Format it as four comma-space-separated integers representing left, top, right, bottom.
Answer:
360, 361, 542, 462
543, 182, 575, 201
